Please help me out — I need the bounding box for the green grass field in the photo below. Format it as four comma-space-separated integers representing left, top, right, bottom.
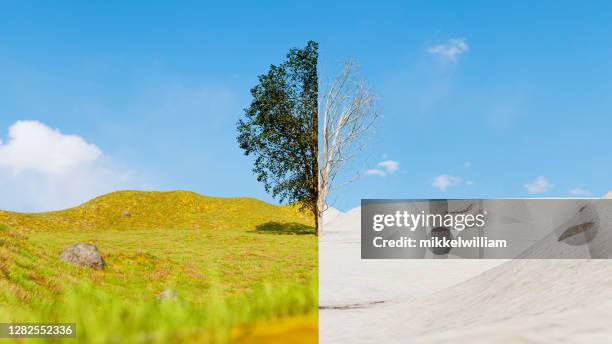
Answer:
0, 191, 318, 343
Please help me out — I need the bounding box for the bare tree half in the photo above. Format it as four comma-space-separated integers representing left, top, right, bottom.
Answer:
318, 61, 379, 232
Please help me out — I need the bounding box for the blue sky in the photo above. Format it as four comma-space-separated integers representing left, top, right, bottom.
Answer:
1, 1, 611, 212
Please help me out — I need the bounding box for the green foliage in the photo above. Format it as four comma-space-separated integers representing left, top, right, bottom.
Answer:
1, 279, 317, 343
237, 41, 319, 231
0, 223, 8, 231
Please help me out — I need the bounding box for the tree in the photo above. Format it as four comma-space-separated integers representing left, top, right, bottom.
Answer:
318, 61, 379, 230
237, 41, 320, 235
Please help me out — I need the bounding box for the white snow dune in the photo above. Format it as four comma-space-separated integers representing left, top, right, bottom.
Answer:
320, 207, 612, 343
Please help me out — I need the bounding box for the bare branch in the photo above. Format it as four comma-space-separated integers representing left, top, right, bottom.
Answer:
318, 61, 380, 230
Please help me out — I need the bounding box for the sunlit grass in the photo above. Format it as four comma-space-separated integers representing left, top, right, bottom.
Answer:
0, 191, 317, 343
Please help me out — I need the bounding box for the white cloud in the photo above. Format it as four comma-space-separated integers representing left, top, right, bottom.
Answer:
0, 120, 102, 175
569, 186, 591, 196
525, 176, 553, 194
428, 38, 470, 62
366, 160, 400, 177
432, 175, 463, 191
0, 120, 138, 212
365, 169, 387, 177
463, 161, 471, 168
377, 160, 399, 173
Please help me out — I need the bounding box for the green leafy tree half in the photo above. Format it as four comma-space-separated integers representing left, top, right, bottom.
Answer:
237, 41, 319, 235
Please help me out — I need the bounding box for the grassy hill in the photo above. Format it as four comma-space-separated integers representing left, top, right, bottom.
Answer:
0, 191, 317, 343
0, 190, 313, 232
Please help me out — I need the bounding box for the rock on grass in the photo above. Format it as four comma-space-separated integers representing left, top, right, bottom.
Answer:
59, 243, 106, 270
156, 288, 179, 302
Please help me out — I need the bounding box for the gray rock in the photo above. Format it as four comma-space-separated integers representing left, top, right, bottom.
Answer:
59, 243, 106, 270
156, 288, 179, 302
122, 210, 131, 217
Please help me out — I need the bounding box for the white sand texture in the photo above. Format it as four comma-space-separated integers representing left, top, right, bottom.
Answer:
320, 206, 612, 344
